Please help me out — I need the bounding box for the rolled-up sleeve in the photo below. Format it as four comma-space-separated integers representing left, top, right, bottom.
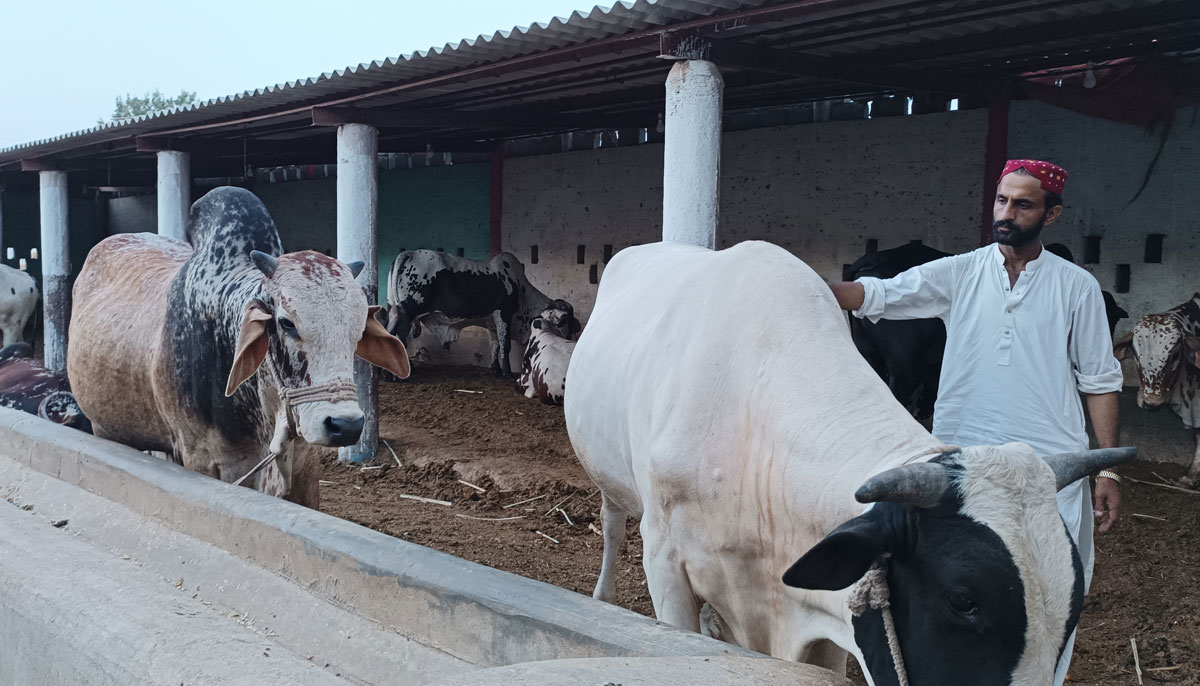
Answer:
854, 254, 964, 323
1071, 281, 1125, 394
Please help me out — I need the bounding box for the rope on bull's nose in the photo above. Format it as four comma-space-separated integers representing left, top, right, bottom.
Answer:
848, 555, 909, 686
232, 380, 358, 489
281, 380, 358, 408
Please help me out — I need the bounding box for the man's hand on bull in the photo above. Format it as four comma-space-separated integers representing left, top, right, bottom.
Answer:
1093, 475, 1121, 533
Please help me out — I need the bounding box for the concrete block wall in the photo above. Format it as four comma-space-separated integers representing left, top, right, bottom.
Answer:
502, 109, 989, 318
1008, 101, 1200, 329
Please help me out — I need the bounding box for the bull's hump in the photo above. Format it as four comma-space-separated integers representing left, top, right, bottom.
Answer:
186, 187, 282, 262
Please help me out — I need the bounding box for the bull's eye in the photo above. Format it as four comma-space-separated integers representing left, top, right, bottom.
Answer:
278, 317, 299, 339
947, 589, 979, 617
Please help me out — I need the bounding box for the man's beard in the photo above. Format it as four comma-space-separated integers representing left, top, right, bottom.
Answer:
992, 216, 1046, 247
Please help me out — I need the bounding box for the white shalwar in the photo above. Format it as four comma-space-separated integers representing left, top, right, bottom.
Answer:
855, 243, 1124, 685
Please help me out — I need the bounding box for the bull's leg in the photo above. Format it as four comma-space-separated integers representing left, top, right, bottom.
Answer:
1182, 430, 1200, 488
641, 520, 701, 632
493, 313, 513, 377
0, 322, 17, 347
593, 495, 629, 603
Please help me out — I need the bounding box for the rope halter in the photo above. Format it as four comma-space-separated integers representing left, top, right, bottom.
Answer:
232, 379, 360, 487
848, 555, 910, 686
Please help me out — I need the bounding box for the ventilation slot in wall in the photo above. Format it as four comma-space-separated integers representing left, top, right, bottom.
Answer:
866, 239, 878, 254
577, 245, 586, 265
1083, 236, 1101, 264
530, 245, 539, 264
1115, 264, 1131, 293
1144, 234, 1164, 264
589, 264, 599, 284
603, 244, 613, 263
456, 247, 465, 257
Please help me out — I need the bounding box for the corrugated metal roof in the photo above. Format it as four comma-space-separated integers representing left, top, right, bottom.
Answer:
3, 0, 1197, 171
0, 0, 771, 157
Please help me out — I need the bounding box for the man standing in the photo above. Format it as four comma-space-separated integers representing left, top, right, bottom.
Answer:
828, 160, 1124, 684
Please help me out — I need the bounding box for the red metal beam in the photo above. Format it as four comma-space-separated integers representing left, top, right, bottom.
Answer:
980, 90, 1011, 246
489, 145, 504, 257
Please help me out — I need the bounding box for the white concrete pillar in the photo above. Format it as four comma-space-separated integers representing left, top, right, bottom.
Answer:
662, 60, 724, 249
336, 123, 379, 464
157, 150, 191, 241
39, 171, 69, 374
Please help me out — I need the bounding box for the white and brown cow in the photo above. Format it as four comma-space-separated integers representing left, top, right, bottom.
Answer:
385, 250, 579, 376
566, 241, 1134, 685
517, 312, 576, 405
1114, 293, 1200, 486
67, 187, 410, 507
0, 342, 90, 432
0, 264, 37, 346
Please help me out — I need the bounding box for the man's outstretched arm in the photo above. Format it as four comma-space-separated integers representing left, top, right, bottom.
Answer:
828, 281, 865, 311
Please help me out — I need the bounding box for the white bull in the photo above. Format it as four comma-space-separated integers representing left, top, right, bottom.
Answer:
565, 241, 1133, 685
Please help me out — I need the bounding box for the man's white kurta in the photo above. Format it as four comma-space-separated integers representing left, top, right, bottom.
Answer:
854, 243, 1124, 685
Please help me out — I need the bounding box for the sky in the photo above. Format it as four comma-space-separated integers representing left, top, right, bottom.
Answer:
0, 0, 596, 149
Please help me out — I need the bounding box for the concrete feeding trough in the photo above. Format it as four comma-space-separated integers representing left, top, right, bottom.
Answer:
0, 408, 850, 685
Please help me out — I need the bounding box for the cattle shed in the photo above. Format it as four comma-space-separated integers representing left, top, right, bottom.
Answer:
2, 0, 1199, 455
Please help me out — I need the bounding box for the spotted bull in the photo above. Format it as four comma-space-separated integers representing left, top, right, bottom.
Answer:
566, 241, 1134, 685
385, 250, 579, 376
67, 187, 410, 506
0, 342, 90, 432
517, 313, 576, 405
1114, 293, 1200, 486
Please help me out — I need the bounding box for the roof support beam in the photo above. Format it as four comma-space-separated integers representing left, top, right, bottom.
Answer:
20, 158, 59, 172
662, 33, 993, 96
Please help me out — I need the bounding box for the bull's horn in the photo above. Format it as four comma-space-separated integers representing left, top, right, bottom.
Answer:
250, 250, 278, 278
346, 261, 366, 279
1044, 447, 1138, 491
855, 462, 949, 509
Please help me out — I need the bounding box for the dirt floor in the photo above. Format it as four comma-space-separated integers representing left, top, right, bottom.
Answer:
319, 366, 1199, 685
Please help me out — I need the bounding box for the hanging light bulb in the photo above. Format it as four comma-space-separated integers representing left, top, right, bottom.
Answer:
656, 112, 665, 134
1083, 62, 1097, 89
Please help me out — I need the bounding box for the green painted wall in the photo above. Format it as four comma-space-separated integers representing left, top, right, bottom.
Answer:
376, 163, 491, 303
253, 162, 491, 304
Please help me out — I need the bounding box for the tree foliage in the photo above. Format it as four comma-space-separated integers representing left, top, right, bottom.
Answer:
99, 89, 197, 125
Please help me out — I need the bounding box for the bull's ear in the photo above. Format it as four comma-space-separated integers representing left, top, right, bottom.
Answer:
783, 511, 888, 591
225, 300, 274, 396
1113, 331, 1134, 361
357, 306, 411, 379
1186, 335, 1200, 368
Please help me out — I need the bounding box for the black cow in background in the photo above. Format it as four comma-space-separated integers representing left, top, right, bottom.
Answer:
384, 250, 580, 377
844, 240, 949, 420
1044, 243, 1128, 335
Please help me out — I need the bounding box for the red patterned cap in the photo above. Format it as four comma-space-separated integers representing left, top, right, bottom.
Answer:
1001, 159, 1068, 194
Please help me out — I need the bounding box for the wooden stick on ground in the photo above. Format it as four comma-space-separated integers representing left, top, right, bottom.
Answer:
1126, 475, 1200, 496
454, 514, 524, 522
1131, 638, 1143, 685
535, 530, 560, 544
382, 439, 402, 468
458, 479, 487, 494
543, 491, 578, 516
502, 494, 547, 509
1130, 513, 1167, 522
399, 494, 452, 507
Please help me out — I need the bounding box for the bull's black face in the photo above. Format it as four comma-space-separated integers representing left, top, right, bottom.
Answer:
784, 500, 1083, 686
